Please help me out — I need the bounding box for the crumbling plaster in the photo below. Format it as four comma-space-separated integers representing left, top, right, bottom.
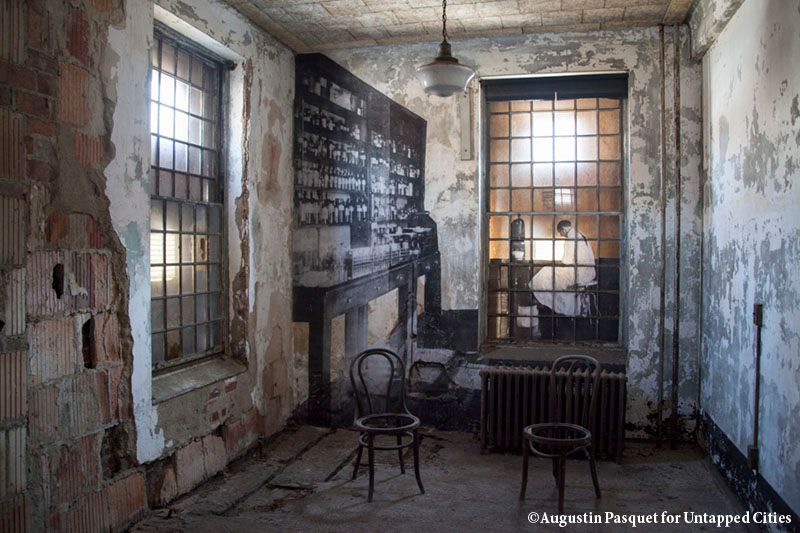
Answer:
688, 0, 745, 59
328, 26, 704, 436
698, 0, 800, 513
105, 0, 296, 462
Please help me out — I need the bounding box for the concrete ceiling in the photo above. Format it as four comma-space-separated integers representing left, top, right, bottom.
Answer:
224, 0, 696, 52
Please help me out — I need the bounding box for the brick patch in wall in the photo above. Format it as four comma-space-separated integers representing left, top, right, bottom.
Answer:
28, 316, 77, 385
108, 365, 124, 420
45, 212, 104, 249
88, 252, 111, 309
66, 7, 90, 66
174, 433, 228, 496
68, 370, 113, 436
57, 63, 90, 127
0, 350, 26, 422
0, 63, 37, 92
103, 471, 148, 529
174, 439, 205, 495
26, 250, 67, 317
28, 383, 59, 439
15, 89, 52, 120
61, 486, 106, 533
0, 426, 26, 498
93, 0, 114, 13
0, 493, 26, 533
0, 108, 25, 179
223, 408, 263, 461
69, 251, 92, 310
0, 195, 26, 266
1, 268, 26, 336
154, 464, 178, 507
52, 432, 102, 504
202, 434, 227, 479
25, 2, 50, 52
74, 132, 104, 167
0, 0, 26, 64
90, 311, 120, 366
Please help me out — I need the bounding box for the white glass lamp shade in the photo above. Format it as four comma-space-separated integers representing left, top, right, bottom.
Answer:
415, 41, 475, 97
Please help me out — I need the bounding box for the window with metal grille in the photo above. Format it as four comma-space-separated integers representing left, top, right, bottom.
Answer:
486, 96, 623, 344
149, 28, 226, 369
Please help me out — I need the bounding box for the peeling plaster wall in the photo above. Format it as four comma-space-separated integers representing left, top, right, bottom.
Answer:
688, 0, 745, 58
105, 0, 162, 465
328, 27, 703, 436
106, 0, 296, 463
699, 0, 800, 513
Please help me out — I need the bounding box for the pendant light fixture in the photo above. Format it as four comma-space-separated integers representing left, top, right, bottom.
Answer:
415, 0, 475, 97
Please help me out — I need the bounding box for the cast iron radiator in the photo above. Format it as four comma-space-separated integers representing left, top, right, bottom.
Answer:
479, 366, 627, 462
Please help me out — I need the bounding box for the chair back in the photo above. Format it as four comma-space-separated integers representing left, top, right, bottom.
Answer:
349, 348, 410, 419
548, 355, 601, 430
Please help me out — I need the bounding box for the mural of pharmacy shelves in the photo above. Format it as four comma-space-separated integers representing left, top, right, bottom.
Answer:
293, 54, 432, 288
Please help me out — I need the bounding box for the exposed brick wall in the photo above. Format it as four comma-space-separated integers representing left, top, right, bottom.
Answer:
0, 0, 145, 530
2, 1, 284, 528
0, 0, 282, 532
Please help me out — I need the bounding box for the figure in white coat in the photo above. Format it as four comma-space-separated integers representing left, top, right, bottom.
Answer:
529, 220, 596, 317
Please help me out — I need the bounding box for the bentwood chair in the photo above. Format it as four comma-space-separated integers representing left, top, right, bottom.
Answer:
350, 348, 425, 502
519, 355, 602, 512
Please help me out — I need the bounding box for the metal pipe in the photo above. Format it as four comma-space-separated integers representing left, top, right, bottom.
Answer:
695, 22, 706, 439
670, 25, 682, 450
748, 303, 763, 470
656, 24, 668, 448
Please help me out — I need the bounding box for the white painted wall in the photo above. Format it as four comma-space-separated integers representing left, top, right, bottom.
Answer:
329, 27, 704, 436
104, 0, 296, 462
700, 0, 800, 513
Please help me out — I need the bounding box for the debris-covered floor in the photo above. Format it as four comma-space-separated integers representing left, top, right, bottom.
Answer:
133, 427, 751, 532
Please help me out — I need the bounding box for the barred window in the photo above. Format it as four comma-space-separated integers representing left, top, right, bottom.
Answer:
486, 96, 623, 344
149, 28, 225, 369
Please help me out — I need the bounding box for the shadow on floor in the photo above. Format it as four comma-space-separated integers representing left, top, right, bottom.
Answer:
133, 426, 753, 533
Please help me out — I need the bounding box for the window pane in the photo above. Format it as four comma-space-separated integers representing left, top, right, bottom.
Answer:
510, 164, 531, 188
485, 96, 623, 344
511, 113, 531, 137
489, 114, 508, 137
149, 31, 224, 368
490, 165, 509, 187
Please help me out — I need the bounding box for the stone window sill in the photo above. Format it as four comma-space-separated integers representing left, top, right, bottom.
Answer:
152, 357, 246, 404
478, 343, 626, 369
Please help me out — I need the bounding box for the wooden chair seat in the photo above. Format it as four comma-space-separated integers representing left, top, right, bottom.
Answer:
519, 355, 602, 512
350, 348, 425, 502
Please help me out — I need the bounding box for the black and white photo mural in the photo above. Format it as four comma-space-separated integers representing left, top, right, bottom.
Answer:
292, 54, 436, 288
291, 54, 441, 426
485, 87, 624, 344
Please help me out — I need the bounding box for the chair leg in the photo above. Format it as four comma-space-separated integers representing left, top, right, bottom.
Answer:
519, 441, 529, 501
352, 442, 363, 480
397, 433, 405, 474
557, 454, 566, 514
551, 457, 558, 485
367, 434, 375, 502
412, 430, 425, 494
586, 446, 601, 498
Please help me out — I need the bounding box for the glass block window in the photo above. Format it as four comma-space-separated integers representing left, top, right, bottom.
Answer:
150, 29, 225, 369
486, 97, 623, 344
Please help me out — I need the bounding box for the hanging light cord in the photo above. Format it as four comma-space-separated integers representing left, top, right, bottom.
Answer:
442, 0, 448, 41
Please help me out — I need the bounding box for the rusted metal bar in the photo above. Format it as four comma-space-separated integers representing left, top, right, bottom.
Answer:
748, 303, 763, 470
480, 371, 488, 452
657, 24, 668, 448
670, 25, 682, 450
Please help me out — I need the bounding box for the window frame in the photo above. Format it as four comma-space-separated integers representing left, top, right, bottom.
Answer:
149, 23, 230, 372
481, 88, 627, 348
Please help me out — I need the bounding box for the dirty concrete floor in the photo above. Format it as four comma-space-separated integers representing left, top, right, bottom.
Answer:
133, 426, 752, 532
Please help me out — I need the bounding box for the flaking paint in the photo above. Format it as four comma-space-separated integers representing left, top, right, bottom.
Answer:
328, 26, 704, 436
698, 0, 800, 514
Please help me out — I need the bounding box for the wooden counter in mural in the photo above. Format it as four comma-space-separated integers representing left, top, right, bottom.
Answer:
292, 54, 441, 425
